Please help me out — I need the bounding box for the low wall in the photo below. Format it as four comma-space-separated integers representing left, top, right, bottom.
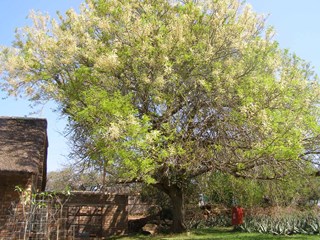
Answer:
65, 192, 128, 237
0, 191, 128, 239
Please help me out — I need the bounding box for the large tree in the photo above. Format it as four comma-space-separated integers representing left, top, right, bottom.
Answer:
1, 0, 320, 232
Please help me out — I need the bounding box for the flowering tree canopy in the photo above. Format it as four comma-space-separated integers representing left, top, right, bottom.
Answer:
1, 0, 320, 232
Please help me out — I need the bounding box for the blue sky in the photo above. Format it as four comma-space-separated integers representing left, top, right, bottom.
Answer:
1, 0, 320, 171
0, 1, 83, 171
247, 0, 320, 73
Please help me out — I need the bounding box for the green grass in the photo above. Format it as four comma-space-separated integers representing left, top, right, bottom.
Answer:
110, 227, 320, 240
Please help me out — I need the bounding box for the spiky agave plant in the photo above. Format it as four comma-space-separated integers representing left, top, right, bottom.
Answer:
240, 214, 320, 235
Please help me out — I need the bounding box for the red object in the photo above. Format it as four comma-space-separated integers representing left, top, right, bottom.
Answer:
232, 207, 244, 225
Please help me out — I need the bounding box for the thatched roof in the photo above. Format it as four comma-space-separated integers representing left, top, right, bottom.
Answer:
0, 117, 48, 176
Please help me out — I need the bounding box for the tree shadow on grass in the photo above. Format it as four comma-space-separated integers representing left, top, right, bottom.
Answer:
193, 227, 233, 235
109, 228, 319, 240
192, 228, 318, 240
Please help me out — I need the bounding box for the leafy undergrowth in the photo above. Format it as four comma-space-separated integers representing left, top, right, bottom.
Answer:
110, 227, 320, 240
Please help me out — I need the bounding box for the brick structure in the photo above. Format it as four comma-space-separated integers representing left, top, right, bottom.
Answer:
64, 192, 128, 238
0, 117, 48, 238
0, 117, 128, 239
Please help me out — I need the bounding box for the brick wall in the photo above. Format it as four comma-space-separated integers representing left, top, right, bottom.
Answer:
128, 194, 158, 216
0, 173, 32, 239
0, 190, 128, 239
64, 192, 128, 237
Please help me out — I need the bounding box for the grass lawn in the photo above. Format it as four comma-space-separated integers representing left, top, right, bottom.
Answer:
110, 227, 320, 240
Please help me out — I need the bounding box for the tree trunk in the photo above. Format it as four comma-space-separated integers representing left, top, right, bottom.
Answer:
102, 162, 106, 193
167, 185, 187, 233
153, 182, 187, 233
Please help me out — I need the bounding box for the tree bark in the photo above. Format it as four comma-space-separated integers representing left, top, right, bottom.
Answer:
167, 185, 187, 233
153, 180, 187, 233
